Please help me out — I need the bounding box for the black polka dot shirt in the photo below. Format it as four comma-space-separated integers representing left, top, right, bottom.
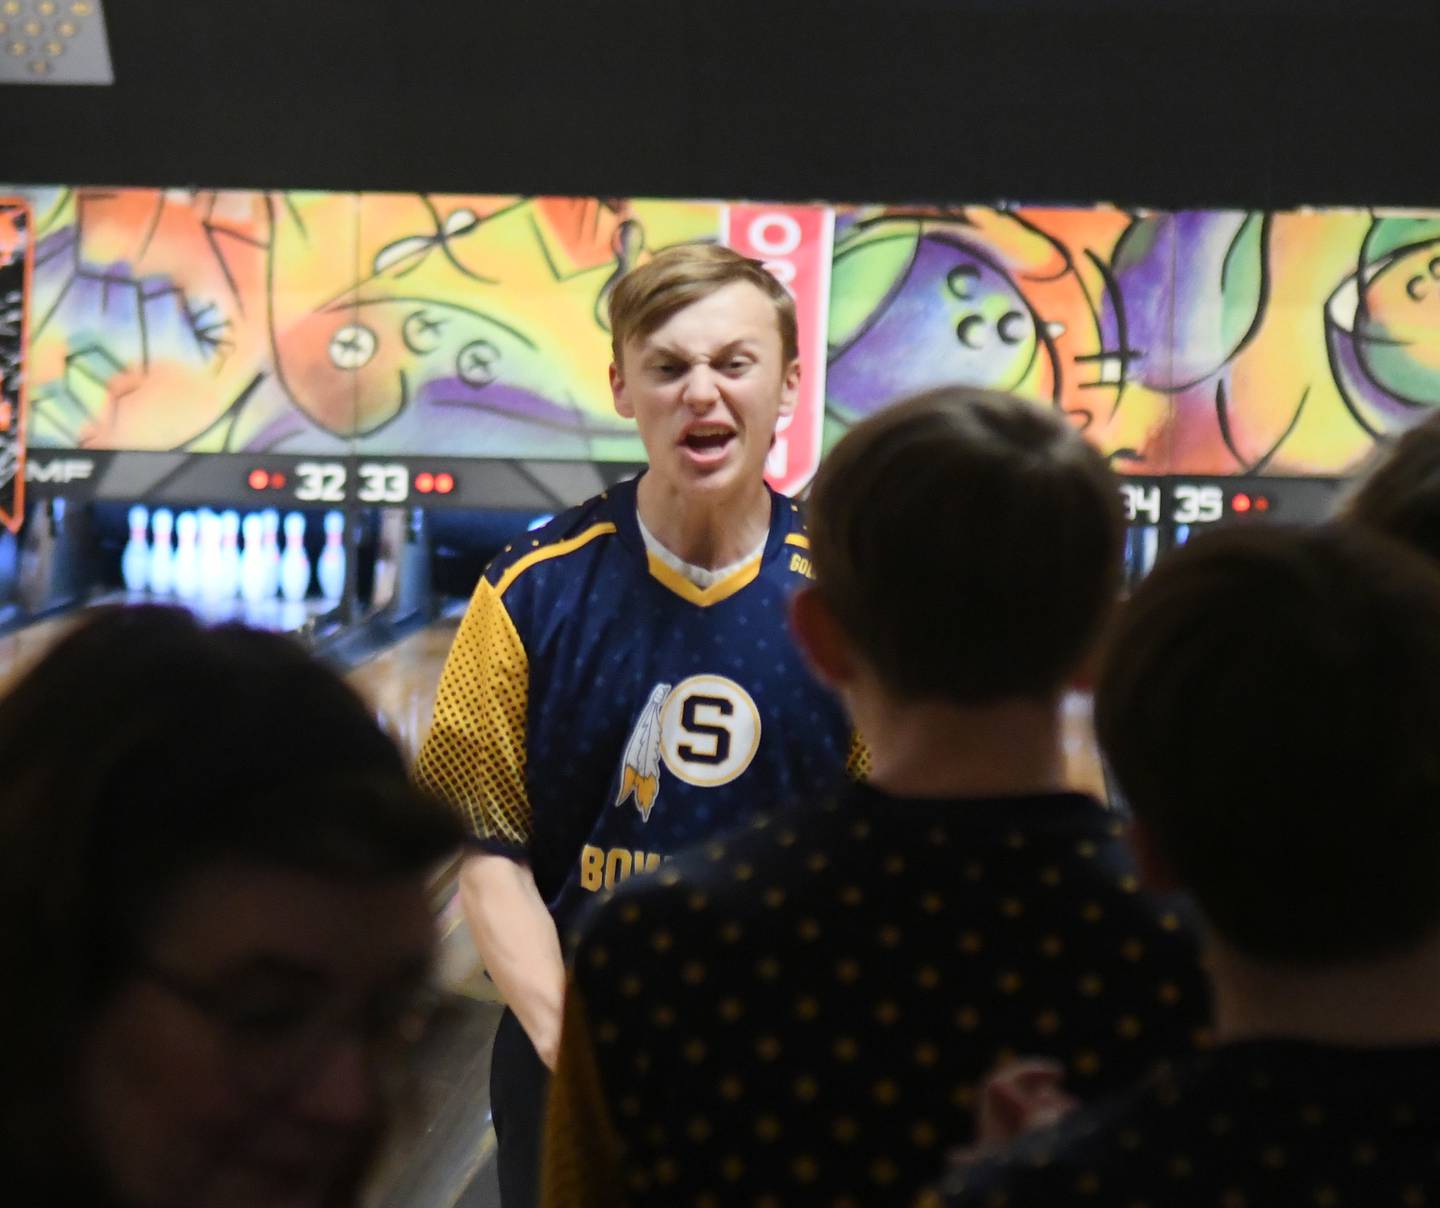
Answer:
548, 778, 1211, 1206
929, 1039, 1440, 1207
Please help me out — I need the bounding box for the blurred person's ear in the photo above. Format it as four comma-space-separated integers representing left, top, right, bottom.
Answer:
788, 585, 855, 688
1129, 818, 1183, 894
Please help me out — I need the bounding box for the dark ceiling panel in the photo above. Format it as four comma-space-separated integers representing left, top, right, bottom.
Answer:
4, 0, 1438, 207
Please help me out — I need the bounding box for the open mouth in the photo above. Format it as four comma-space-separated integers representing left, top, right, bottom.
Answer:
682, 425, 736, 457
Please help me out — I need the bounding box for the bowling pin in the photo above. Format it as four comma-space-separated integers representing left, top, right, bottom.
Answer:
261, 509, 281, 597
317, 510, 345, 600
121, 504, 149, 593
198, 510, 226, 601
219, 510, 241, 599
280, 512, 311, 602
148, 508, 175, 595
173, 511, 200, 600
239, 513, 270, 603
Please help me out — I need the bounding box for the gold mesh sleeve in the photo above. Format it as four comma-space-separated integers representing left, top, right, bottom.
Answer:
845, 729, 871, 780
541, 974, 627, 1208
414, 577, 532, 846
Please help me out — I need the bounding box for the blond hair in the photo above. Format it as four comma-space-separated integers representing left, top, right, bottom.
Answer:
608, 243, 798, 366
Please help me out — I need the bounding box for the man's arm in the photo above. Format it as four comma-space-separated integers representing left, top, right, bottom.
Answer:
459, 851, 566, 1069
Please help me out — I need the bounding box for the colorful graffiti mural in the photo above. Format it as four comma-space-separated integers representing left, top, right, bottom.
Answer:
0, 197, 29, 530
9, 185, 1440, 478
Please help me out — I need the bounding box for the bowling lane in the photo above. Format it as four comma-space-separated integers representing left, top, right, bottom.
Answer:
346, 613, 461, 760
0, 611, 86, 696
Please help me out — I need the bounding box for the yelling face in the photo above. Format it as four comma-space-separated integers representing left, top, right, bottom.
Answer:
610, 280, 800, 502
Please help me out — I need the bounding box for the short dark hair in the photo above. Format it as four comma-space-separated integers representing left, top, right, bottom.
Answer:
0, 606, 459, 1179
808, 386, 1124, 704
609, 242, 799, 366
1342, 412, 1440, 564
1095, 524, 1440, 963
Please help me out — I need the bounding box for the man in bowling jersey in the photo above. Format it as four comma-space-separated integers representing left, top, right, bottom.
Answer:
415, 243, 858, 1206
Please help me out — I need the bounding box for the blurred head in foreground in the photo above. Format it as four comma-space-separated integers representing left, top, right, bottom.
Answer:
0, 605, 459, 1208
1097, 524, 1440, 968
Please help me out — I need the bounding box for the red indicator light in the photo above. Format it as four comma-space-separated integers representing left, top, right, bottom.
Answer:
1256, 496, 1270, 512
248, 468, 269, 491
415, 472, 435, 494
435, 472, 455, 495
1232, 493, 1252, 514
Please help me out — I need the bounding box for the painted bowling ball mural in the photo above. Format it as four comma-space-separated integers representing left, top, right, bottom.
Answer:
826, 222, 1050, 424
1327, 216, 1440, 437
1107, 211, 1267, 391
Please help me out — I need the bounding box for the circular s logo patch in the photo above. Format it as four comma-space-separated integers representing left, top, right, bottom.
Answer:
659, 675, 761, 788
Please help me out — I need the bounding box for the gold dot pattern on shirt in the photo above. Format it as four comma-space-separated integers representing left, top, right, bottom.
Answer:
413, 577, 531, 844
1314, 1188, 1339, 1207
793, 1075, 819, 1101
870, 1157, 899, 1184
794, 996, 819, 1020
719, 1075, 743, 1101
756, 1034, 782, 1061
916, 965, 940, 989
686, 1117, 712, 1143
833, 1036, 860, 1062
883, 853, 906, 874
1075, 1171, 1101, 1194
1082, 901, 1105, 922
832, 1116, 859, 1142
875, 1000, 901, 1025
651, 1004, 675, 1027
911, 1119, 938, 1147
721, 1155, 745, 1181
791, 1155, 819, 1183
1040, 865, 1062, 886
684, 1038, 707, 1063
914, 1042, 939, 1066
1040, 934, 1064, 957
682, 961, 706, 985
1122, 938, 1146, 961
835, 958, 861, 983
1261, 1144, 1287, 1168
845, 731, 872, 780
755, 1114, 782, 1141
841, 885, 865, 906
718, 997, 744, 1021
719, 921, 743, 944
797, 917, 822, 941
651, 930, 673, 953
806, 852, 830, 873
756, 956, 781, 981
763, 887, 785, 908
1036, 1009, 1061, 1036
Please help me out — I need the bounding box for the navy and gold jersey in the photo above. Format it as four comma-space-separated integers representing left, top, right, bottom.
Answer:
415, 475, 857, 935
543, 781, 1211, 1207
929, 1040, 1440, 1207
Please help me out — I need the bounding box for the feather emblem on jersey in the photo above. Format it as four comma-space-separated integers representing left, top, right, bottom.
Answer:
615, 682, 671, 821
